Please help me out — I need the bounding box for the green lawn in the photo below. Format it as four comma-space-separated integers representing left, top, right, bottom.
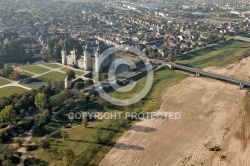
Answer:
61, 67, 84, 76
20, 65, 49, 74
0, 86, 27, 98
176, 40, 250, 68
42, 63, 62, 69
36, 72, 66, 81
0, 78, 11, 86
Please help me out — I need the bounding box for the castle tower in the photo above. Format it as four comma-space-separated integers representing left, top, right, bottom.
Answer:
83, 44, 92, 71
95, 44, 101, 72
71, 48, 77, 65
64, 75, 71, 89
61, 45, 67, 65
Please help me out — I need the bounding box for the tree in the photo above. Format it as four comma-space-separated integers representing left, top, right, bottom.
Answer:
74, 82, 85, 89
168, 53, 173, 62
65, 70, 76, 80
0, 145, 16, 166
0, 105, 16, 123
55, 44, 63, 58
0, 62, 3, 69
35, 110, 50, 126
50, 90, 73, 108
61, 128, 66, 141
89, 94, 96, 102
39, 135, 50, 150
0, 65, 13, 78
9, 71, 21, 80
58, 147, 75, 166
85, 79, 94, 87
35, 93, 48, 110
148, 52, 157, 59
82, 116, 88, 128
100, 73, 108, 81
47, 41, 55, 56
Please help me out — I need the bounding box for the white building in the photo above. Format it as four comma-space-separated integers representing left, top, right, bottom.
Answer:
61, 43, 114, 72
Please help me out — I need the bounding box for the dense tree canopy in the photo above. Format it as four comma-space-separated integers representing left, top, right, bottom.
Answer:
0, 39, 33, 61
35, 93, 48, 111
0, 65, 13, 78
0, 105, 16, 123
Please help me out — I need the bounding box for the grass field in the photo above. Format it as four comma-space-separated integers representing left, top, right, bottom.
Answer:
176, 40, 250, 68
20, 65, 49, 74
61, 67, 84, 76
36, 72, 66, 81
42, 63, 62, 69
0, 78, 11, 86
0, 86, 27, 98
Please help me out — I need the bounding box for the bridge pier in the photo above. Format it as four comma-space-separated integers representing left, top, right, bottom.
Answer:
196, 72, 200, 77
239, 83, 244, 90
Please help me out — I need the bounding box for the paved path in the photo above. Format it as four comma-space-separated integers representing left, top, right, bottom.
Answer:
0, 62, 90, 91
18, 125, 37, 166
0, 76, 32, 90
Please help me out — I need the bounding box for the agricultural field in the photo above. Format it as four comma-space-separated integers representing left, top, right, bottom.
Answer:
0, 78, 11, 86
36, 72, 66, 81
0, 86, 27, 98
20, 65, 49, 74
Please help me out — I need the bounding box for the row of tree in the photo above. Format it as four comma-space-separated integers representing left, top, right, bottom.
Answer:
0, 65, 21, 80
48, 38, 83, 59
0, 38, 33, 61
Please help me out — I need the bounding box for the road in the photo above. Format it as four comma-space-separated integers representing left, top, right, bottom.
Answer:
81, 65, 155, 95
169, 63, 250, 89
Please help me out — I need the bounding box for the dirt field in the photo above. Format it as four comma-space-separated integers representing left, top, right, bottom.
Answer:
99, 58, 250, 166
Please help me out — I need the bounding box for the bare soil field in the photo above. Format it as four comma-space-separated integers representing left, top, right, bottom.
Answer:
100, 58, 250, 166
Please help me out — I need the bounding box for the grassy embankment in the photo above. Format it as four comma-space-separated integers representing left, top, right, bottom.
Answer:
176, 40, 250, 68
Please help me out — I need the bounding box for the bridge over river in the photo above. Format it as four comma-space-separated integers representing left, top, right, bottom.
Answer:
167, 63, 250, 90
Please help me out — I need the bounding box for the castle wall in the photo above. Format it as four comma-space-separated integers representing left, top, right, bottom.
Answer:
62, 47, 114, 71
